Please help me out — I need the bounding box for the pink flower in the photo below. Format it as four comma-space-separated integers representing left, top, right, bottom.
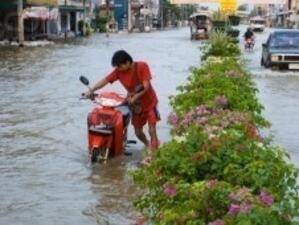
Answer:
133, 216, 146, 225
163, 183, 177, 198
229, 193, 240, 202
196, 105, 210, 116
226, 70, 239, 77
228, 204, 240, 216
207, 179, 218, 188
208, 219, 225, 225
167, 113, 178, 126
196, 116, 208, 125
240, 202, 252, 213
182, 112, 193, 128
238, 187, 250, 196
259, 192, 274, 207
215, 95, 228, 108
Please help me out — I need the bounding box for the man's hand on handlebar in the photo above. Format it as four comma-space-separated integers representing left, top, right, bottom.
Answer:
81, 91, 98, 100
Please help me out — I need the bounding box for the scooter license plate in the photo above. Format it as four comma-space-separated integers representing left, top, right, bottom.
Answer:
289, 64, 299, 70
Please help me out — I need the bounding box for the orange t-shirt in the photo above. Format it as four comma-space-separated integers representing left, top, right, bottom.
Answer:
105, 61, 158, 112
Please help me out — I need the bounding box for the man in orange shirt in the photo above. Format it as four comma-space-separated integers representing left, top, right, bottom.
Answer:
84, 50, 160, 151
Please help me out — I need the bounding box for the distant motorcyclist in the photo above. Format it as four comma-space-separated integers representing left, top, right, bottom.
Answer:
244, 27, 254, 41
244, 27, 255, 50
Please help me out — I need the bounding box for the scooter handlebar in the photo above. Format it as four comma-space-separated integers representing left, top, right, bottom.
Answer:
80, 92, 99, 100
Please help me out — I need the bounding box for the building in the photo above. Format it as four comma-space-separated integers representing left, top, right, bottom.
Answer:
0, 0, 26, 42
288, 0, 299, 28
57, 0, 86, 38
0, 0, 89, 43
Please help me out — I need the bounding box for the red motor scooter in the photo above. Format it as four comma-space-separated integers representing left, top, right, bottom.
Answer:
80, 76, 136, 163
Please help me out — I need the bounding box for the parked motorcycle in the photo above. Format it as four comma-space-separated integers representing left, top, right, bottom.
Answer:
80, 76, 136, 163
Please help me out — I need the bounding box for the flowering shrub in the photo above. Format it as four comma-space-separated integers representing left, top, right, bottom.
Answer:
168, 105, 260, 141
133, 180, 298, 225
170, 58, 269, 128
133, 128, 298, 202
131, 29, 299, 225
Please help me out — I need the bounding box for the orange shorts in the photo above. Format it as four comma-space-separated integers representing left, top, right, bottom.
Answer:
132, 106, 160, 128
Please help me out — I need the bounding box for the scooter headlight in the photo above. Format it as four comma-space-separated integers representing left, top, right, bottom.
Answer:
271, 55, 279, 62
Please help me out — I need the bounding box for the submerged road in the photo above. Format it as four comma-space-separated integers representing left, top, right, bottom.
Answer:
1, 27, 299, 224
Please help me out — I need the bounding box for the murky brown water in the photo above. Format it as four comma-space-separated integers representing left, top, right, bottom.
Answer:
1, 27, 299, 225
0, 29, 200, 225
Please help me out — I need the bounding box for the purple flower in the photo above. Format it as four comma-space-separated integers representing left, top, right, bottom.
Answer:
259, 192, 274, 207
228, 204, 240, 216
167, 113, 178, 126
163, 183, 177, 198
208, 219, 225, 225
215, 95, 228, 108
207, 179, 218, 188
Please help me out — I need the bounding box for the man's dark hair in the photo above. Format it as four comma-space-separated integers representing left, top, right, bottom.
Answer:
111, 50, 133, 67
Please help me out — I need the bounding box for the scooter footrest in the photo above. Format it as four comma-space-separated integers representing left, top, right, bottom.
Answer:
127, 140, 137, 144
89, 125, 113, 135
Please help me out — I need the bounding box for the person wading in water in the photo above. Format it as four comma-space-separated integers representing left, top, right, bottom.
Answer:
84, 50, 160, 157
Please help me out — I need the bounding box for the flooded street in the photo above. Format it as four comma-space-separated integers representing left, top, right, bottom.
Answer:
0, 29, 200, 225
1, 27, 299, 225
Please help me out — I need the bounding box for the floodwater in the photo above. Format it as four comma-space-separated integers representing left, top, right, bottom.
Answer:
0, 29, 200, 225
1, 27, 299, 225
239, 25, 299, 163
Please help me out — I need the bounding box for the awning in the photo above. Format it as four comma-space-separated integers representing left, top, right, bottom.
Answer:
23, 7, 59, 20
26, 0, 58, 6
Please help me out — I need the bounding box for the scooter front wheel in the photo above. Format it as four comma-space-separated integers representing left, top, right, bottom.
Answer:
90, 147, 110, 163
91, 148, 99, 163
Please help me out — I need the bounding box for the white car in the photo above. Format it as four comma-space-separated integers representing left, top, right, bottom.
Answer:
250, 17, 266, 32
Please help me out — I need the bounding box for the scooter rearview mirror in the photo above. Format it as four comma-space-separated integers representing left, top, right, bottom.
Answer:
79, 76, 89, 86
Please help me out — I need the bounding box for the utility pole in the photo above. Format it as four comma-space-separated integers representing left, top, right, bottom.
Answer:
106, 0, 110, 18
64, 0, 67, 40
83, 0, 86, 36
160, 0, 164, 29
128, 0, 132, 32
17, 0, 24, 46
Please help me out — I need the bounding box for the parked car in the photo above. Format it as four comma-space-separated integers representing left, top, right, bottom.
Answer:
250, 16, 266, 32
261, 30, 299, 70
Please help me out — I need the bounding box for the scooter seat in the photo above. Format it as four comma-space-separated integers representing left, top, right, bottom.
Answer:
89, 125, 113, 135
116, 106, 131, 127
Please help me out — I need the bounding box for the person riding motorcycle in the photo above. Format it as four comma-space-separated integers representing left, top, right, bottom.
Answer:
244, 27, 255, 49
